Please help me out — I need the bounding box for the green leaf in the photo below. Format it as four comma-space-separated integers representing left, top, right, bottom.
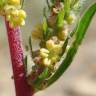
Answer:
21, 0, 25, 8
61, 19, 80, 56
24, 56, 28, 74
29, 36, 32, 52
61, 37, 68, 56
43, 16, 48, 39
29, 36, 34, 58
32, 68, 49, 87
47, 3, 96, 86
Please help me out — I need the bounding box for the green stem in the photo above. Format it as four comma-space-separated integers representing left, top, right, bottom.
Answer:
64, 0, 71, 18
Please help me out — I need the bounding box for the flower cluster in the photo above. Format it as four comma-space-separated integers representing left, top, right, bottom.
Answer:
0, 0, 26, 27
24, 0, 79, 90
37, 37, 63, 67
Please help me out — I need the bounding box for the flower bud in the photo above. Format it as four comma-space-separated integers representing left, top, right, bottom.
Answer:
58, 28, 68, 40
46, 40, 55, 50
20, 19, 25, 26
40, 48, 49, 58
40, 48, 49, 54
43, 58, 51, 67
4, 5, 16, 14
11, 9, 19, 16
13, 17, 25, 26
18, 9, 26, 19
66, 12, 76, 24
51, 56, 59, 64
52, 44, 62, 55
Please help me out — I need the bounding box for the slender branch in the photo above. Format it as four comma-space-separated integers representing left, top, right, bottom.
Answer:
5, 19, 34, 96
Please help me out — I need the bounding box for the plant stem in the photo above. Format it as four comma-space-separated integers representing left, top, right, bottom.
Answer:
5, 20, 34, 96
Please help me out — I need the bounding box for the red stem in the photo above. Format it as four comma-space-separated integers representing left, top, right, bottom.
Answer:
5, 20, 34, 96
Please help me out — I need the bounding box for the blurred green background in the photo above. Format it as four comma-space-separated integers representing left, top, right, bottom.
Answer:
0, 0, 96, 96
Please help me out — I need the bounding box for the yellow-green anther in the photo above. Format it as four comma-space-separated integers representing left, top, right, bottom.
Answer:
40, 48, 49, 58
43, 58, 51, 67
40, 52, 49, 58
40, 48, 49, 54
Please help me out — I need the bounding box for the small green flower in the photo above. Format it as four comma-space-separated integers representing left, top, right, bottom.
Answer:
66, 12, 76, 24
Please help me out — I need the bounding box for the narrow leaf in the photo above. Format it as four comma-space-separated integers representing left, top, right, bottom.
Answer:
47, 3, 96, 86
43, 16, 48, 38
32, 68, 49, 87
24, 56, 28, 75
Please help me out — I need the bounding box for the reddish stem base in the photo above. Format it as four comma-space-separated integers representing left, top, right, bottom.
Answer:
5, 20, 34, 96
